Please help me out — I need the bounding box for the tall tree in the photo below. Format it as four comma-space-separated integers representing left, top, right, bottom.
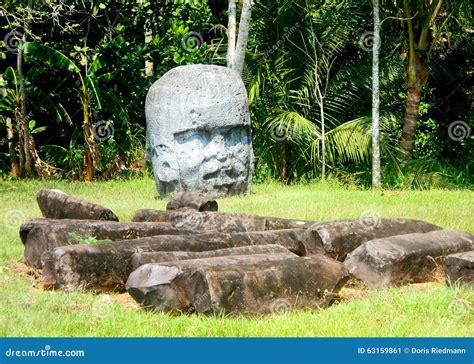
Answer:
226, 0, 237, 68
371, 0, 381, 187
307, 9, 329, 180
397, 0, 471, 160
229, 0, 253, 75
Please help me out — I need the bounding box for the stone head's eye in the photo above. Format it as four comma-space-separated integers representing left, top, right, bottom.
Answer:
224, 126, 249, 146
175, 130, 203, 145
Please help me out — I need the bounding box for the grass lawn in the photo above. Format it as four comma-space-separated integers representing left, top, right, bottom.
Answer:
0, 178, 473, 337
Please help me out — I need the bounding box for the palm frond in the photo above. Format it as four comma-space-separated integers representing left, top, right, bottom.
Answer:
265, 109, 319, 143
309, 116, 372, 166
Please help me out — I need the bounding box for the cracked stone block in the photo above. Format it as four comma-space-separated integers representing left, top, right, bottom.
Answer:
344, 229, 474, 288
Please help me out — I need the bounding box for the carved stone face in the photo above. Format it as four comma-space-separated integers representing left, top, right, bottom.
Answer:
146, 64, 253, 197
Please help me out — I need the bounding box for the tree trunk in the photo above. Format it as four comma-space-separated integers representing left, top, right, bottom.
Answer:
144, 20, 153, 76
278, 143, 287, 184
138, 0, 153, 76
17, 34, 31, 177
319, 98, 326, 180
15, 107, 25, 178
232, 0, 252, 75
399, 0, 430, 160
399, 55, 429, 160
371, 0, 381, 187
6, 117, 20, 178
18, 1, 35, 177
310, 16, 326, 181
226, 0, 237, 68
1, 73, 19, 178
82, 90, 95, 181
27, 133, 42, 176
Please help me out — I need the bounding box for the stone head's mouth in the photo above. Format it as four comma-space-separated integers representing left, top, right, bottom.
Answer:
203, 171, 220, 180
202, 166, 245, 182
212, 183, 234, 193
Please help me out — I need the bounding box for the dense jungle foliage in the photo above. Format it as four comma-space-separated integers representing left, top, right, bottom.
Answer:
1, 0, 472, 188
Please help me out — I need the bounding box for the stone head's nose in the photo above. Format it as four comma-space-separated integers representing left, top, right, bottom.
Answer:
203, 135, 227, 162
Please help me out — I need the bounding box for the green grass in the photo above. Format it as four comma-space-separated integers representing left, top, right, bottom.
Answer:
0, 178, 473, 337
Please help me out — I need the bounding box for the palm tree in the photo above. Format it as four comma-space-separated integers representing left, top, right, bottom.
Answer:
397, 0, 472, 159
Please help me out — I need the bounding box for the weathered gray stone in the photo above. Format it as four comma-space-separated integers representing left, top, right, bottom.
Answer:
41, 228, 319, 291
126, 254, 348, 314
305, 218, 442, 260
132, 209, 170, 223
132, 209, 313, 232
444, 251, 474, 289
166, 192, 218, 212
130, 244, 292, 270
36, 188, 119, 221
344, 229, 474, 288
145, 64, 253, 198
126, 254, 298, 312
21, 219, 187, 268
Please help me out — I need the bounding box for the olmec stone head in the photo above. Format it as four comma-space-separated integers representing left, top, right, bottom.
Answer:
145, 64, 253, 198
